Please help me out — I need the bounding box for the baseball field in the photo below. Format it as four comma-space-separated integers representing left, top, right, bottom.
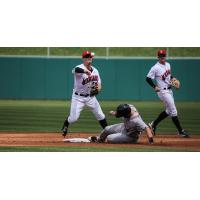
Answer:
0, 100, 200, 152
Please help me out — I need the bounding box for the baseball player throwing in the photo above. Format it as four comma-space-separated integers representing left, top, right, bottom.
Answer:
89, 104, 154, 144
61, 51, 108, 136
146, 49, 190, 137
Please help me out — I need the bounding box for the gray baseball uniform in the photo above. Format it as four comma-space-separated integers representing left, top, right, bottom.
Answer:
99, 105, 148, 143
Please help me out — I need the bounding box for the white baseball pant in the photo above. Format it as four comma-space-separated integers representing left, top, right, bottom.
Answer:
157, 89, 177, 117
68, 94, 105, 124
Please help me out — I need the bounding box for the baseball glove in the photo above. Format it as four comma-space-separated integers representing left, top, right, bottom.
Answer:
90, 82, 99, 96
170, 77, 180, 89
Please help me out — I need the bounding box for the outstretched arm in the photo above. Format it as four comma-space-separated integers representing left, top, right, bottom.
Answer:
109, 111, 116, 116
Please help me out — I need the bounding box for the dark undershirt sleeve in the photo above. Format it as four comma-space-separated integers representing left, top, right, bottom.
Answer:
75, 67, 85, 73
146, 77, 156, 88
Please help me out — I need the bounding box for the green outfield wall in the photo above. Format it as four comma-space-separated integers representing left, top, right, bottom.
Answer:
0, 56, 199, 100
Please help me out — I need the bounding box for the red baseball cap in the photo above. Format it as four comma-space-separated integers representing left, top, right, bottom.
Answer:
157, 49, 167, 57
158, 50, 167, 57
82, 51, 95, 58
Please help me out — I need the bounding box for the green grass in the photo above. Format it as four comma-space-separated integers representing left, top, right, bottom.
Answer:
0, 100, 199, 134
0, 100, 199, 152
0, 47, 200, 57
0, 47, 47, 55
0, 146, 195, 152
49, 47, 107, 56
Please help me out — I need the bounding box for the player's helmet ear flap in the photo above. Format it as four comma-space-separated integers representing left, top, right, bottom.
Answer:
116, 104, 131, 118
157, 50, 167, 58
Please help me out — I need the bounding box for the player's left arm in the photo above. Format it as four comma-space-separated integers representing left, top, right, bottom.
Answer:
169, 64, 174, 80
146, 67, 160, 92
109, 111, 117, 116
97, 83, 102, 91
169, 66, 181, 89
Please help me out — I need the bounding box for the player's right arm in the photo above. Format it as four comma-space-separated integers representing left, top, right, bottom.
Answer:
146, 66, 160, 92
143, 126, 154, 144
146, 77, 160, 92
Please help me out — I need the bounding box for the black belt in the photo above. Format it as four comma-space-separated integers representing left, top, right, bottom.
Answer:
75, 92, 90, 97
163, 86, 172, 90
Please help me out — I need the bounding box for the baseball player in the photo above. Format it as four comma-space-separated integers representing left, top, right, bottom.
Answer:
146, 49, 190, 137
89, 104, 154, 144
61, 51, 108, 136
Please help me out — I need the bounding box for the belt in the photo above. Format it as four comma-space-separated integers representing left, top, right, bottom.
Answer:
163, 86, 172, 90
75, 92, 90, 97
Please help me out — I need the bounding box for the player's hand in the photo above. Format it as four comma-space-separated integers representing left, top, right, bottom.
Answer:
148, 137, 154, 144
154, 86, 160, 92
84, 69, 91, 76
109, 111, 116, 116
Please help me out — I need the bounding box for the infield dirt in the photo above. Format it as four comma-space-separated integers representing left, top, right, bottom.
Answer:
0, 133, 199, 151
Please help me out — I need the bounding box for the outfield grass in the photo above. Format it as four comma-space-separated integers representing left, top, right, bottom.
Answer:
0, 100, 199, 134
0, 47, 47, 55
0, 47, 200, 57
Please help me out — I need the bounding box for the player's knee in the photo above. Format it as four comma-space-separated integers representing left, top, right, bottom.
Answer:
91, 108, 105, 120
104, 125, 111, 133
106, 135, 117, 143
96, 113, 105, 121
169, 109, 177, 117
68, 115, 79, 123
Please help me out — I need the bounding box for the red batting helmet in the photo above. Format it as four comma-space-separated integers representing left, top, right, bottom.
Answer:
157, 49, 167, 58
82, 51, 95, 58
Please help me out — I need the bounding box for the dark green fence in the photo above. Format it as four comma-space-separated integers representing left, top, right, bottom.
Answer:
0, 56, 199, 100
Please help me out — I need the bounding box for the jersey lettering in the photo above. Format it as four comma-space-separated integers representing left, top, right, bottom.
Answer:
161, 69, 171, 80
82, 75, 99, 85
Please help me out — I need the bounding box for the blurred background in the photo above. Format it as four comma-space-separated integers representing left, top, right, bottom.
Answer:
0, 47, 200, 57
0, 47, 199, 100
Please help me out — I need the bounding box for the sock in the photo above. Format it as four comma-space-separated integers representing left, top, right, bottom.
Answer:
99, 118, 108, 129
171, 116, 183, 133
63, 118, 69, 128
153, 111, 168, 127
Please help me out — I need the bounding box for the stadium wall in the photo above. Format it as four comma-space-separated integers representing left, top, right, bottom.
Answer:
0, 56, 198, 100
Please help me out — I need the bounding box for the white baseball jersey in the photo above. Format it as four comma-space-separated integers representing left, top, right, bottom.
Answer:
147, 61, 171, 89
68, 63, 105, 123
72, 64, 101, 94
147, 62, 177, 117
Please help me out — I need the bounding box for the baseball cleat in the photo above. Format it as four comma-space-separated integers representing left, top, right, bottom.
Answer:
88, 136, 98, 142
178, 130, 190, 138
61, 126, 68, 137
148, 121, 156, 136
